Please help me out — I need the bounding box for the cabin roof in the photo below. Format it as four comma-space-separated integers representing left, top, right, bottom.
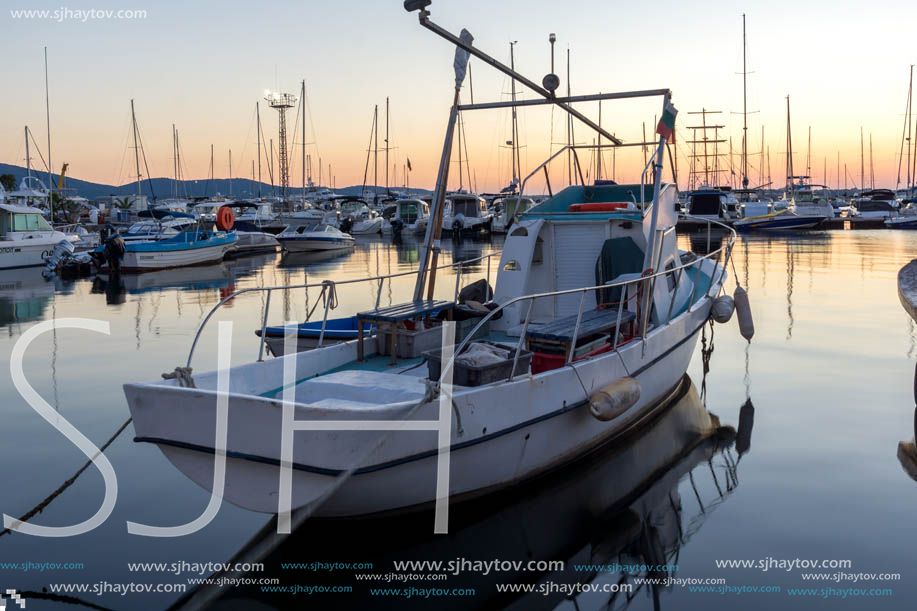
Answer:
0, 203, 45, 214
523, 184, 666, 219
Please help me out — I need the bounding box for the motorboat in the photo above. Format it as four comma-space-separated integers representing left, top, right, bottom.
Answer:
733, 208, 824, 231
0, 203, 78, 269
491, 195, 534, 234
852, 189, 899, 219
443, 192, 494, 235
885, 200, 917, 228
229, 221, 280, 254
381, 198, 430, 236
275, 223, 355, 252
336, 198, 384, 235
124, 47, 739, 519
92, 228, 237, 272
256, 316, 376, 357
677, 187, 739, 228
787, 182, 835, 220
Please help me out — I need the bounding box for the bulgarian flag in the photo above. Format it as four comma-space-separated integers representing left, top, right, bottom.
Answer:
656, 98, 677, 143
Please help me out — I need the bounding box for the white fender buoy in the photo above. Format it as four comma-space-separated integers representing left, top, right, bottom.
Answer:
589, 377, 641, 421
734, 285, 755, 341
711, 295, 735, 323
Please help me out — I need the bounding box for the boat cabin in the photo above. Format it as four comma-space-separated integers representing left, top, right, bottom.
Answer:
446, 194, 488, 219
0, 204, 54, 237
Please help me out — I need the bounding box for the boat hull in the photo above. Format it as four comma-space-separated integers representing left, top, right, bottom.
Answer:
0, 232, 76, 269
277, 237, 354, 252
125, 280, 720, 517
734, 215, 824, 231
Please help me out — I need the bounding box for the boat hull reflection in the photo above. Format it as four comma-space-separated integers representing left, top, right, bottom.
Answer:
184, 376, 742, 611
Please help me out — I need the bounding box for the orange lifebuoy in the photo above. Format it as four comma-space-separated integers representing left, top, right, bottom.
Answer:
568, 202, 630, 212
216, 206, 234, 231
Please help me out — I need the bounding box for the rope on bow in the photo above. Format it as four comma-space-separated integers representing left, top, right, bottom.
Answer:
162, 366, 196, 388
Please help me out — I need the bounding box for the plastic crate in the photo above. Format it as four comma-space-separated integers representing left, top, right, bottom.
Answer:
424, 341, 532, 387
376, 324, 443, 358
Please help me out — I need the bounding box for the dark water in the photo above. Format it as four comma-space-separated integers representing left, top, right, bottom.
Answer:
1, 230, 915, 610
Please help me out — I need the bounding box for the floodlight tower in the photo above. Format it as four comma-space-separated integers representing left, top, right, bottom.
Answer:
264, 90, 297, 199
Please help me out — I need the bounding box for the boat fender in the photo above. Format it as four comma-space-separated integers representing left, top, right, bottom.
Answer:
589, 376, 641, 421
711, 295, 735, 323
734, 285, 754, 341
216, 206, 235, 231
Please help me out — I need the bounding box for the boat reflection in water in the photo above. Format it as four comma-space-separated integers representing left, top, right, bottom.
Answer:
187, 377, 748, 611
898, 406, 917, 482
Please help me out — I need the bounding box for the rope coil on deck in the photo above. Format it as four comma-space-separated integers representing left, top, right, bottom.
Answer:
162, 366, 196, 388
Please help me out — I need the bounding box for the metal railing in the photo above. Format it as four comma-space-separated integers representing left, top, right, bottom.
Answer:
440, 216, 736, 384
185, 251, 501, 368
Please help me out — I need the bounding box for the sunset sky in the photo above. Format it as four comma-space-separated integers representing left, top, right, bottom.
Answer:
2, 0, 916, 194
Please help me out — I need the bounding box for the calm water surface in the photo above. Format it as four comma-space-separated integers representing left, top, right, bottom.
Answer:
0, 230, 915, 610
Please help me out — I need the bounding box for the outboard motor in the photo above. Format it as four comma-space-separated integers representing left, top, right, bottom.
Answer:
339, 216, 354, 234
41, 239, 76, 279
390, 217, 404, 239
94, 224, 125, 272
451, 216, 464, 241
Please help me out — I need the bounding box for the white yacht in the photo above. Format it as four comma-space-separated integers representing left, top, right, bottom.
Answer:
852, 189, 899, 219
0, 204, 78, 269
491, 195, 535, 234
443, 192, 494, 235
275, 223, 355, 252
382, 198, 430, 235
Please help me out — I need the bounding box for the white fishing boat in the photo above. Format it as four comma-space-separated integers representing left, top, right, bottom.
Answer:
123, 13, 743, 520
0, 204, 78, 269
337, 199, 383, 235
218, 203, 280, 253
275, 223, 355, 252
381, 198, 430, 235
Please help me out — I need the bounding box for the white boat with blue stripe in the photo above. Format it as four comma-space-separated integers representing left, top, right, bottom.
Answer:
94, 229, 237, 272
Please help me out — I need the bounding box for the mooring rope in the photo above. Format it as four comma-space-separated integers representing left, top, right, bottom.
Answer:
0, 418, 132, 539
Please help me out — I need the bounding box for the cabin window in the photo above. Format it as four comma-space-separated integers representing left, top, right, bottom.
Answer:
665, 260, 677, 292
12, 214, 52, 231
532, 237, 544, 264
452, 200, 479, 218
503, 260, 520, 271
509, 226, 528, 237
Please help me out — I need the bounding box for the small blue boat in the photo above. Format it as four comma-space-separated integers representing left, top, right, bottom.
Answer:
256, 316, 375, 356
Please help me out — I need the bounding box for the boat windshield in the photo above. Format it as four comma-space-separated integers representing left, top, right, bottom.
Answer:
12, 213, 53, 231
450, 199, 482, 218
295, 223, 320, 234
688, 193, 722, 215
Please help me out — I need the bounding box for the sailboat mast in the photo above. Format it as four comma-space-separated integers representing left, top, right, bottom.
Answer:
373, 104, 378, 198
302, 80, 306, 199
172, 124, 177, 198
510, 41, 519, 190
785, 96, 793, 191
24, 126, 32, 180
229, 149, 233, 197
131, 99, 141, 199
742, 14, 749, 188
806, 126, 811, 179
860, 127, 865, 191
597, 100, 602, 181
385, 96, 390, 192
869, 133, 875, 189
256, 103, 262, 198
44, 46, 53, 218
908, 64, 914, 193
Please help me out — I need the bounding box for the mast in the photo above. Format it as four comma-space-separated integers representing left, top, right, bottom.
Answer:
208, 143, 214, 196
373, 104, 379, 200
597, 99, 602, 181
229, 149, 233, 197
300, 79, 306, 201
510, 41, 520, 191
385, 96, 390, 192
257, 102, 262, 198
566, 47, 572, 186
458, 109, 464, 189
741, 14, 749, 188
869, 133, 874, 189
44, 46, 53, 218
24, 126, 32, 180
860, 127, 865, 192
785, 96, 793, 192
908, 65, 914, 194
806, 126, 811, 180
172, 124, 177, 198
131, 99, 141, 200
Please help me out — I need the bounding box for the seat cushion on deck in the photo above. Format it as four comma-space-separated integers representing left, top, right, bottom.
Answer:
267, 370, 429, 407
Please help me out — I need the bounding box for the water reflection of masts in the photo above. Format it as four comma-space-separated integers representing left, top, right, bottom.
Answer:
786, 240, 795, 340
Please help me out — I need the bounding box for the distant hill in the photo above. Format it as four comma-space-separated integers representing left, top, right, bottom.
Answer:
0, 163, 431, 201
